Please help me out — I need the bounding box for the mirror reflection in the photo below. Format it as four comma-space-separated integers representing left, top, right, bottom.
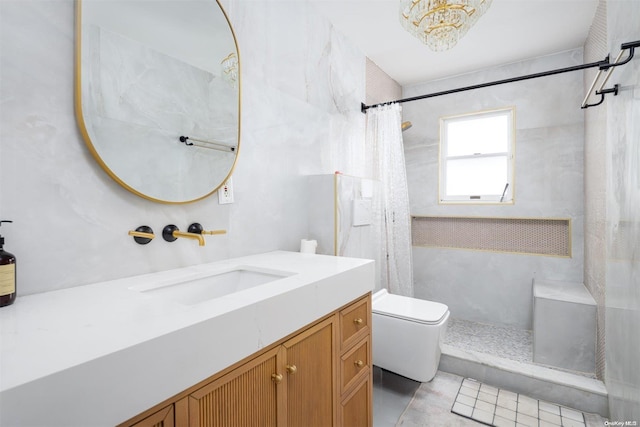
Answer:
76, 0, 240, 203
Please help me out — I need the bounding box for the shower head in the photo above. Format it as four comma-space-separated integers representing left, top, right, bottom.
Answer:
401, 121, 412, 132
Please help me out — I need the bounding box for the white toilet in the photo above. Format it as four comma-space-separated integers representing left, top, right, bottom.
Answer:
372, 289, 450, 382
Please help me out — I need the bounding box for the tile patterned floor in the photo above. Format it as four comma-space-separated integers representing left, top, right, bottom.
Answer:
452, 378, 588, 427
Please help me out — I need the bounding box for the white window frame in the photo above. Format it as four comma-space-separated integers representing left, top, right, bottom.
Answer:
439, 107, 515, 204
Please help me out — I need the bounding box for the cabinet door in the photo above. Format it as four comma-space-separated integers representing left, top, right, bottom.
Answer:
339, 374, 372, 427
130, 404, 174, 427
187, 346, 285, 427
283, 316, 336, 427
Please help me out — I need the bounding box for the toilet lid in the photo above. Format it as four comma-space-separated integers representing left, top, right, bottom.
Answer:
373, 291, 449, 324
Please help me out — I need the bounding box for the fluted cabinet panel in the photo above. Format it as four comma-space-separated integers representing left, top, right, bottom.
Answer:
188, 347, 281, 427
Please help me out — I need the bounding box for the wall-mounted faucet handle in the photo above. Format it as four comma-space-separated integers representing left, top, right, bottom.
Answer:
128, 226, 154, 245
162, 224, 205, 246
188, 223, 227, 236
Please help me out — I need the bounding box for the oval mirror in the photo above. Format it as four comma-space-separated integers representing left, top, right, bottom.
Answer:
75, 0, 240, 203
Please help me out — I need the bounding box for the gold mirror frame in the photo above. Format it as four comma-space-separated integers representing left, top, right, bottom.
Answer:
74, 0, 241, 204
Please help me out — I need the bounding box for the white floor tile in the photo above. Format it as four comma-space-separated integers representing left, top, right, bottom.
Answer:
561, 406, 585, 422
456, 393, 476, 407
516, 412, 538, 427
463, 378, 481, 390
480, 384, 500, 396
475, 399, 496, 414
499, 389, 519, 401
562, 416, 587, 427
497, 395, 518, 411
495, 406, 517, 421
472, 407, 495, 424
460, 385, 479, 398
539, 408, 562, 425
452, 401, 474, 417
539, 400, 561, 415
494, 415, 516, 427
479, 391, 498, 404
517, 398, 538, 417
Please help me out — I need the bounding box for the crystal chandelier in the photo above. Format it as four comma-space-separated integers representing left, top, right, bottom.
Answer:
221, 52, 238, 88
400, 0, 492, 51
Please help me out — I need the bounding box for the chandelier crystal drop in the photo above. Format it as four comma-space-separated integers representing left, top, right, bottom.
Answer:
400, 0, 493, 51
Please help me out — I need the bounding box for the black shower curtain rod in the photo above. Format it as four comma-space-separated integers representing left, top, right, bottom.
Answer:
360, 40, 640, 113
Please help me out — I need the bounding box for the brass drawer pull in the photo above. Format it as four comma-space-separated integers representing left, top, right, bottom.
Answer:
353, 318, 363, 325
271, 373, 283, 383
354, 360, 364, 368
286, 364, 297, 375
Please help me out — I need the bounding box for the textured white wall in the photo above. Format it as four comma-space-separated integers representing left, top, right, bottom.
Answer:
0, 0, 366, 295
403, 50, 585, 329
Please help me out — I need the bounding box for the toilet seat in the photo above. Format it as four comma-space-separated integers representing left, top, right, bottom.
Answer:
372, 289, 448, 325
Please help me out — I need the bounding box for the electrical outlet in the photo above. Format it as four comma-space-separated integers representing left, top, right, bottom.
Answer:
218, 177, 234, 204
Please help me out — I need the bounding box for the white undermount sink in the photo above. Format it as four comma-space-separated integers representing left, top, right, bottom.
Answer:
129, 266, 295, 305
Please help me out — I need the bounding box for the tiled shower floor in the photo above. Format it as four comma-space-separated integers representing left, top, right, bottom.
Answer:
444, 318, 534, 364
443, 317, 597, 378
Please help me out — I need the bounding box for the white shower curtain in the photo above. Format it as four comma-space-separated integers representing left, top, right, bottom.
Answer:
366, 103, 414, 297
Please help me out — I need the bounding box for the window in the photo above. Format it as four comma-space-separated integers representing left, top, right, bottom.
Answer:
439, 107, 514, 203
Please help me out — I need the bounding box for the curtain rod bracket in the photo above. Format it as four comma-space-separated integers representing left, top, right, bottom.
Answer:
597, 84, 619, 97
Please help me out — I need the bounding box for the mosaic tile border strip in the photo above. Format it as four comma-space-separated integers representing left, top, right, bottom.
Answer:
451, 378, 586, 427
411, 216, 571, 257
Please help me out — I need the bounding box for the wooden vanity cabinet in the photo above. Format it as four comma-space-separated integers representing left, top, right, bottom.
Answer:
119, 294, 371, 427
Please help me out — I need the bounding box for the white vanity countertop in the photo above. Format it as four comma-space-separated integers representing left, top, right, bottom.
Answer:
0, 251, 374, 426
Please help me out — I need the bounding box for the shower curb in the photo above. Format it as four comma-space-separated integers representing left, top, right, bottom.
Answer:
439, 344, 609, 417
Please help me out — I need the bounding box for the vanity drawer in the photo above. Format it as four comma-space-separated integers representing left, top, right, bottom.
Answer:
340, 336, 370, 393
339, 294, 370, 350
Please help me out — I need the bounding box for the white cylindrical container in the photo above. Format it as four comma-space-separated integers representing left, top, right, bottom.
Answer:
300, 239, 318, 254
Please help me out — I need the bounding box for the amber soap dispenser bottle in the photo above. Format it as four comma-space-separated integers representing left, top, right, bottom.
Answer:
0, 220, 16, 307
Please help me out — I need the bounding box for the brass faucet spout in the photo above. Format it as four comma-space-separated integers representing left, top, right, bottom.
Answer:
173, 230, 205, 246
128, 230, 155, 240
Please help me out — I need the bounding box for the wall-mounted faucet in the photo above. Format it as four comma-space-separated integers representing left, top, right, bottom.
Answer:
187, 222, 227, 237
128, 226, 154, 245
162, 224, 205, 246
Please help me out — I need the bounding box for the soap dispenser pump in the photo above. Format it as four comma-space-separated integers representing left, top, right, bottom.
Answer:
0, 220, 16, 307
